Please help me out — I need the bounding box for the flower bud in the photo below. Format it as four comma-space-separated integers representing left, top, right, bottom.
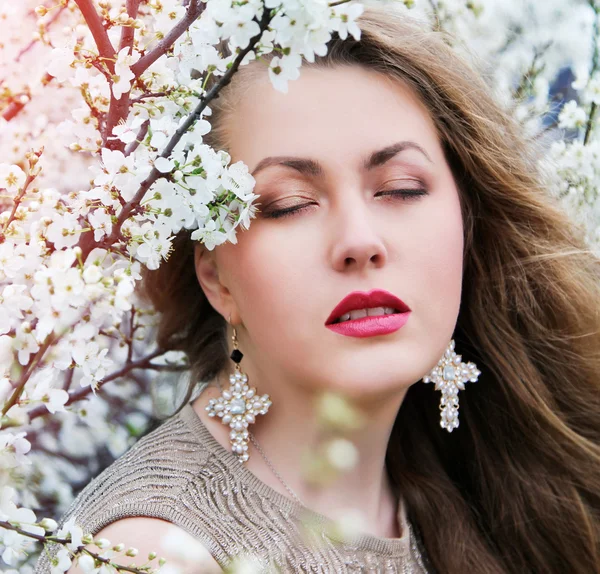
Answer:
112, 542, 125, 552
82, 533, 94, 545
40, 517, 58, 532
77, 554, 96, 573
96, 537, 111, 549
148, 551, 157, 560
35, 5, 48, 16
125, 546, 138, 557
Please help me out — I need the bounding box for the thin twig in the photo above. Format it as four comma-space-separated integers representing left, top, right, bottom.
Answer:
62, 369, 75, 393
427, 0, 442, 32
0, 521, 157, 574
144, 363, 188, 372
16, 5, 68, 62
584, 1, 600, 145
126, 306, 136, 363
124, 119, 149, 156
2, 173, 36, 233
2, 5, 67, 121
2, 337, 55, 416
25, 348, 168, 421
130, 91, 170, 103
329, 0, 358, 7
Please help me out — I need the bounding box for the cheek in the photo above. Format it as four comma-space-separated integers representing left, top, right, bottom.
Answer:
408, 188, 464, 327
219, 227, 315, 329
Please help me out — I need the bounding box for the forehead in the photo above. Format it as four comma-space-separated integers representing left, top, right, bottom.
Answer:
225, 64, 442, 174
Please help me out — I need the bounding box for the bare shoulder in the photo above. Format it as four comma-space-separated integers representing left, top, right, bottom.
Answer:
65, 517, 223, 573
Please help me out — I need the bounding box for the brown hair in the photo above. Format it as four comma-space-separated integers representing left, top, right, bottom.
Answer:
139, 5, 600, 573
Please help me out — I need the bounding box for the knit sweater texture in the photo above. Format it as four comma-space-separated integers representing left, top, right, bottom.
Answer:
34, 403, 432, 573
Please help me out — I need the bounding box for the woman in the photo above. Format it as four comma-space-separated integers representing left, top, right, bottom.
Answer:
36, 4, 600, 573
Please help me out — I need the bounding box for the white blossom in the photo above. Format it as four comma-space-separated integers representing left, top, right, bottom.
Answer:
330, 2, 364, 41
112, 48, 142, 101
56, 516, 83, 552
47, 42, 76, 83
0, 163, 26, 192
50, 547, 72, 574
0, 433, 31, 468
27, 368, 69, 414
558, 100, 588, 130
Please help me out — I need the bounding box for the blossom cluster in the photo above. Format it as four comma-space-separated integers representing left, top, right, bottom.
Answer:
0, 0, 599, 572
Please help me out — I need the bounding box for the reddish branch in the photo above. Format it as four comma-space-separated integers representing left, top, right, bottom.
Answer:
130, 0, 204, 77
1, 6, 66, 122
25, 347, 167, 421
2, 98, 29, 122
2, 173, 36, 233
16, 5, 68, 62
103, 0, 204, 150
130, 91, 170, 103
103, 0, 141, 150
2, 337, 55, 416
124, 119, 149, 156
80, 7, 274, 263
73, 0, 117, 74
2, 73, 53, 122
119, 0, 141, 51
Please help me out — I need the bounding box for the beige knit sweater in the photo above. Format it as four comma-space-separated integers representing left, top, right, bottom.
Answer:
34, 403, 432, 573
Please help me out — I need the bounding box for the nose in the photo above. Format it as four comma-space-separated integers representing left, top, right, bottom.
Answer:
329, 197, 388, 273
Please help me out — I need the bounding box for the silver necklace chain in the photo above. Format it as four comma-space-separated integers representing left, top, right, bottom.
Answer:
215, 366, 303, 507
247, 431, 304, 507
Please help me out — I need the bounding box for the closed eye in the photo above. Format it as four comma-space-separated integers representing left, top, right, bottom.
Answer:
375, 188, 429, 201
263, 187, 428, 219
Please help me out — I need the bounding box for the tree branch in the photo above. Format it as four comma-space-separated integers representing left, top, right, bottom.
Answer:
2, 336, 55, 416
2, 74, 53, 122
119, 0, 141, 51
73, 0, 116, 74
16, 5, 68, 62
585, 1, 600, 145
103, 0, 142, 150
0, 521, 159, 574
25, 348, 168, 421
1, 6, 67, 122
80, 8, 274, 262
131, 0, 204, 77
124, 119, 149, 156
2, 172, 36, 233
130, 91, 170, 103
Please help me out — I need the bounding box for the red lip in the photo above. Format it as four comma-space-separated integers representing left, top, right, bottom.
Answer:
325, 289, 411, 325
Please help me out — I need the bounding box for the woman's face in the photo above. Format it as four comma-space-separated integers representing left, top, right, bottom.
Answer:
199, 64, 464, 399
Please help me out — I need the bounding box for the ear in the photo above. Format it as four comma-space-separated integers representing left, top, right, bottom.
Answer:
194, 243, 241, 324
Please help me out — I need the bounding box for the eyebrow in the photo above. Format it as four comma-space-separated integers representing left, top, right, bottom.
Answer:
250, 141, 432, 178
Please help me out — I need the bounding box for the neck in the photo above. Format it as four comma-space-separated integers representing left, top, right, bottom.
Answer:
192, 367, 406, 540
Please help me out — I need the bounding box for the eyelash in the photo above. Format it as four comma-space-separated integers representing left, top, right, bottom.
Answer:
263, 187, 429, 220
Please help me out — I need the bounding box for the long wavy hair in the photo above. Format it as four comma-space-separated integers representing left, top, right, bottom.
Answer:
139, 5, 600, 573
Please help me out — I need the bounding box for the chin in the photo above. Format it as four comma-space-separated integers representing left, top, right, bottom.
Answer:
317, 367, 417, 402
